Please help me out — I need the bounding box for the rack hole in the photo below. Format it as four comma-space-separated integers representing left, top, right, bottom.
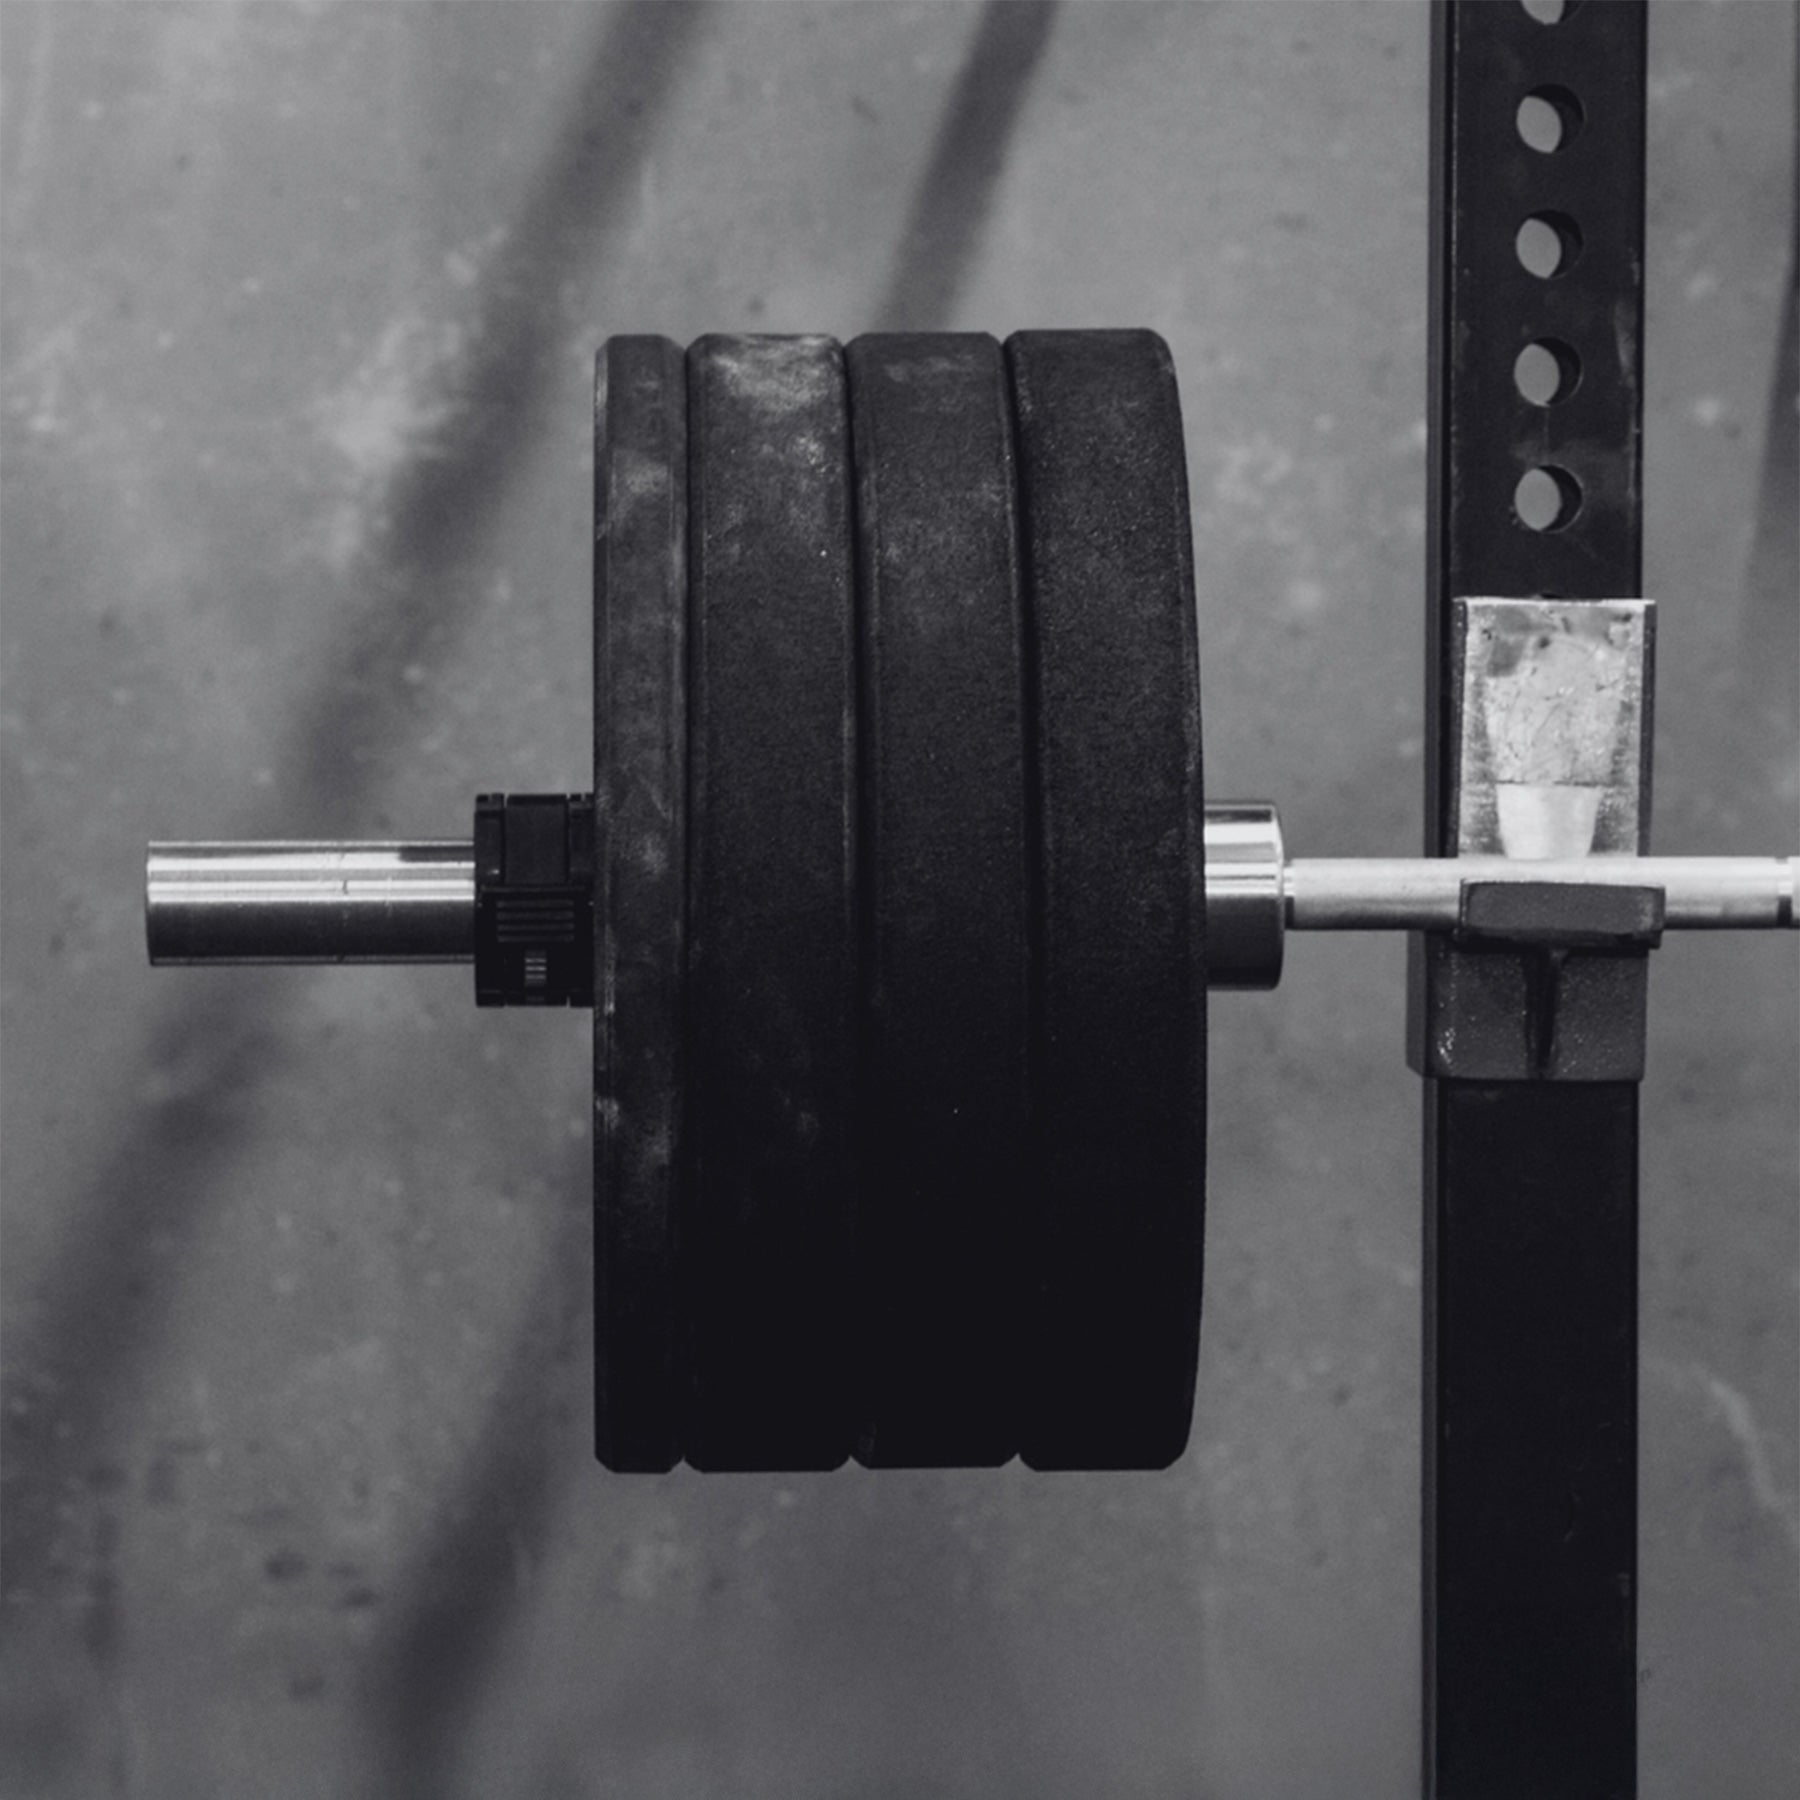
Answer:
1520, 0, 1576, 23
1513, 465, 1583, 531
1517, 87, 1585, 153
1516, 212, 1583, 278
1514, 339, 1581, 406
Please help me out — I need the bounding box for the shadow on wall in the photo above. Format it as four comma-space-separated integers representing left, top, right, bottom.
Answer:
872, 0, 1059, 333
2, 4, 1066, 1791
1742, 240, 1797, 733
0, 0, 715, 1638
357, 5, 1060, 1795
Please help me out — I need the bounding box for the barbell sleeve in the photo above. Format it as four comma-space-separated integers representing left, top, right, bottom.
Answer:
145, 842, 475, 964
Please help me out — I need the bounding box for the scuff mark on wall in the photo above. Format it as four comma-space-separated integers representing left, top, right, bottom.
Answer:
1648, 1351, 1800, 1560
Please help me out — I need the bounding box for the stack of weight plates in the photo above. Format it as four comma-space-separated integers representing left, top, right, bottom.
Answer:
593, 330, 1205, 1474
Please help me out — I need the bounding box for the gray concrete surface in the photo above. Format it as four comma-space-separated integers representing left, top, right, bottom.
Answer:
1, 3, 1794, 1796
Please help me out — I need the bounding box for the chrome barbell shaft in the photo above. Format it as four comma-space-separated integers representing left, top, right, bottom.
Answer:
1283, 855, 1795, 932
145, 823, 1797, 969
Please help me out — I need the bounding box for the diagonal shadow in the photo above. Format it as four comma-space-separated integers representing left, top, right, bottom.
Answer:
356, 10, 1063, 1786
289, 0, 717, 831
356, 1131, 592, 1800
1739, 151, 1797, 731
0, 0, 716, 1614
870, 0, 1060, 334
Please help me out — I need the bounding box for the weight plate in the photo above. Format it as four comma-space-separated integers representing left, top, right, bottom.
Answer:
594, 336, 688, 1473
1007, 329, 1208, 1471
685, 335, 859, 1472
848, 333, 1031, 1469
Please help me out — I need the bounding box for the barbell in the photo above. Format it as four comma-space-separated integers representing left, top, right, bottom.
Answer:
145, 330, 1796, 1475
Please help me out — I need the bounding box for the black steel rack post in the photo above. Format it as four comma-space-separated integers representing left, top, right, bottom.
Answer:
1416, 2, 1649, 1795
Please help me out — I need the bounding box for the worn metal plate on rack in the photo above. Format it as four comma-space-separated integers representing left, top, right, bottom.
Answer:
1449, 598, 1652, 860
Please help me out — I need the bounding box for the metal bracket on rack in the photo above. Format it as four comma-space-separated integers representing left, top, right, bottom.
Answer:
1411, 596, 1656, 1081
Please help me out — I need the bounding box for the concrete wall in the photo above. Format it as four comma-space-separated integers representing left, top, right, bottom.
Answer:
2, 3, 1793, 1795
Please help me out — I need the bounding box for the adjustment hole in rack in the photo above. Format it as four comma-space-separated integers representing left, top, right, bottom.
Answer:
1513, 465, 1583, 531
1520, 0, 1578, 24
1514, 339, 1581, 406
1516, 212, 1583, 278
1517, 87, 1585, 153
